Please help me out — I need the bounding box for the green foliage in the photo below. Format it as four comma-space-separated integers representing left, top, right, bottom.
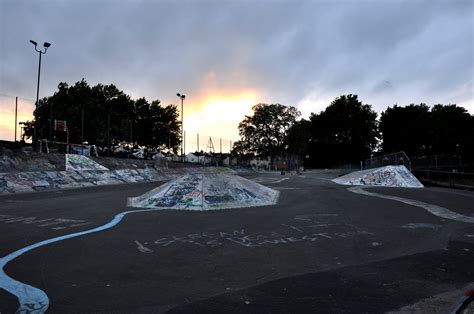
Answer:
24, 79, 181, 153
234, 103, 300, 158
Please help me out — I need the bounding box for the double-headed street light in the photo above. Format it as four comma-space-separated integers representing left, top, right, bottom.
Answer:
177, 93, 185, 162
30, 40, 51, 150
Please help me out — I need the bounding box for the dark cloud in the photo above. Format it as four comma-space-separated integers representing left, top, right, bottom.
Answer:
0, 0, 472, 116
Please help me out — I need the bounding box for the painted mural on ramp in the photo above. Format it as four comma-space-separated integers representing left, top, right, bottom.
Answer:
65, 154, 109, 171
127, 173, 280, 210
332, 165, 423, 188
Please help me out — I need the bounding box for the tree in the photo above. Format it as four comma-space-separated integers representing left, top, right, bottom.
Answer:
133, 98, 181, 152
308, 94, 378, 168
235, 103, 300, 159
285, 119, 311, 159
23, 79, 181, 154
379, 104, 431, 156
430, 104, 473, 157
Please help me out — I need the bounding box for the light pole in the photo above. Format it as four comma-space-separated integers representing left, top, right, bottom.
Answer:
30, 40, 51, 150
177, 93, 185, 162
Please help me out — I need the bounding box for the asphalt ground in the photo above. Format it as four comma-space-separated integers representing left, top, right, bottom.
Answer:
0, 171, 473, 313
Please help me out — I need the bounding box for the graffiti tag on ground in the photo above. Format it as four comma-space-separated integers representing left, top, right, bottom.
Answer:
0, 214, 91, 230
134, 214, 375, 251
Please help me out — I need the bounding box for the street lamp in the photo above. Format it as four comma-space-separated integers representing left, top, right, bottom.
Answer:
30, 40, 51, 150
177, 93, 185, 162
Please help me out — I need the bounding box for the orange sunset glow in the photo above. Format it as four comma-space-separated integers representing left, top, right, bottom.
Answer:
182, 91, 258, 153
0, 96, 34, 142
0, 91, 258, 152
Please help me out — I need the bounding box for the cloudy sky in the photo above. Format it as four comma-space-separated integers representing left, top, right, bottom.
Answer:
0, 0, 473, 147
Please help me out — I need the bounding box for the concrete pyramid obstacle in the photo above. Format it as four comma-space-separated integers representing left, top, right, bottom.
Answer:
332, 165, 423, 188
127, 173, 279, 210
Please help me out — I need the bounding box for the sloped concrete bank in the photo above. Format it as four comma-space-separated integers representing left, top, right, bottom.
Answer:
0, 153, 234, 194
332, 165, 423, 188
0, 148, 166, 173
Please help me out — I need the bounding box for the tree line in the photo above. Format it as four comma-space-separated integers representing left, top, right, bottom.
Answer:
233, 95, 474, 168
24, 79, 181, 154
25, 80, 473, 166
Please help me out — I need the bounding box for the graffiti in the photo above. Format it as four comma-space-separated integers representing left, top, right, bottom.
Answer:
127, 174, 279, 210
0, 214, 90, 230
333, 165, 423, 188
136, 214, 375, 251
0, 167, 237, 194
139, 228, 373, 250
134, 240, 154, 253
65, 154, 109, 171
0, 168, 169, 194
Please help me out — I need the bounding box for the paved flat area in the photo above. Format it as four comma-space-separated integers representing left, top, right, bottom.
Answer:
1, 171, 473, 313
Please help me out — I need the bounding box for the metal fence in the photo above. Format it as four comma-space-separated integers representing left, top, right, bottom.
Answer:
414, 169, 474, 190
365, 151, 411, 171
411, 154, 472, 172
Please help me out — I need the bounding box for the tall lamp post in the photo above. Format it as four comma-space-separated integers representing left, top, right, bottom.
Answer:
30, 40, 51, 150
177, 93, 185, 162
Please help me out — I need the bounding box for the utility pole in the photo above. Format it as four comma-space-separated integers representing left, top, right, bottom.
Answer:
81, 109, 84, 143
197, 133, 199, 152
220, 138, 222, 154
177, 93, 186, 162
107, 112, 110, 157
130, 119, 133, 145
49, 103, 53, 140
14, 97, 18, 142
206, 136, 215, 154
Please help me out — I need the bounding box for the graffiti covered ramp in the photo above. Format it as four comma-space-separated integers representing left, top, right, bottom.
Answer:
127, 174, 279, 210
65, 154, 109, 171
332, 165, 424, 188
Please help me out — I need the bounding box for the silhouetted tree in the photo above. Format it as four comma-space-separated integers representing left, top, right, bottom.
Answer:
308, 94, 378, 168
429, 104, 473, 157
236, 103, 300, 160
379, 104, 431, 156
285, 118, 311, 160
23, 79, 181, 154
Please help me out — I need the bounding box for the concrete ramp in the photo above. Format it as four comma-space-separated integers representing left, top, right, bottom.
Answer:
65, 154, 109, 171
127, 173, 279, 210
332, 165, 423, 188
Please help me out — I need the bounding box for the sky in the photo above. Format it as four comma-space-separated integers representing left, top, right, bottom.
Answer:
0, 0, 473, 149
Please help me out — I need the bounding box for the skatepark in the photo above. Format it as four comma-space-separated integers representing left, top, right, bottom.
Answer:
0, 152, 473, 313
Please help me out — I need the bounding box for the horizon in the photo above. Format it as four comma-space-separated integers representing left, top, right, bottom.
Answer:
1, 0, 473, 144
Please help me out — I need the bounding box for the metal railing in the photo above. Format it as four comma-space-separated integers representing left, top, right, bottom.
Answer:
365, 151, 411, 171
413, 169, 474, 189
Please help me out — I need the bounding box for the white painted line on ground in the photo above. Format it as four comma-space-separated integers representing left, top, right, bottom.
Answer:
271, 177, 290, 184
348, 186, 474, 224
0, 208, 162, 313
